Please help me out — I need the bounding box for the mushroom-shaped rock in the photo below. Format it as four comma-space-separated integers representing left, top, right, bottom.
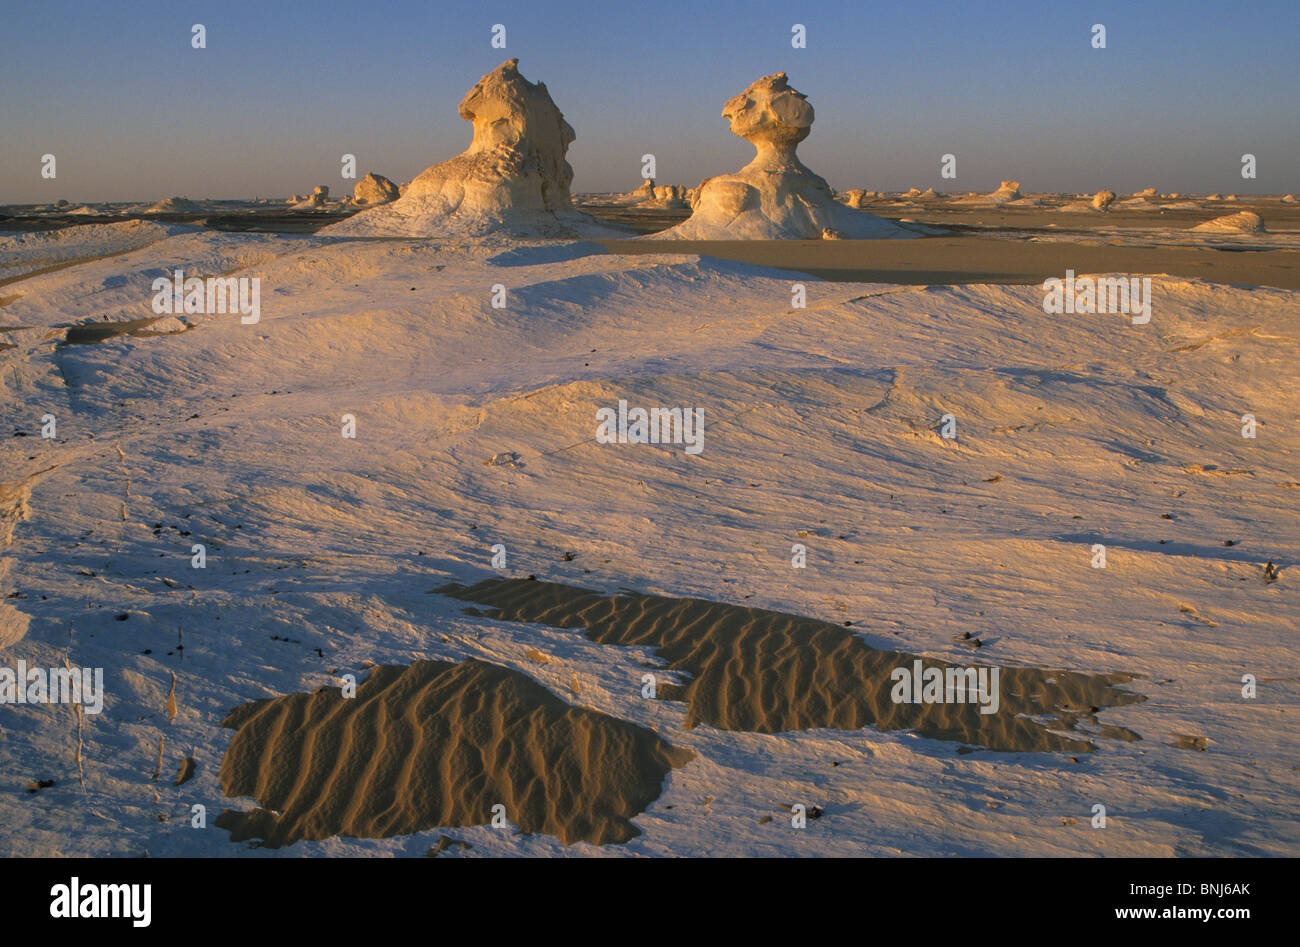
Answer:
354, 173, 400, 205
838, 189, 870, 209
1091, 190, 1116, 212
649, 73, 917, 240
328, 60, 618, 237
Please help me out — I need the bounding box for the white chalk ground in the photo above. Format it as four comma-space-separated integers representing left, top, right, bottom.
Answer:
0, 225, 1296, 857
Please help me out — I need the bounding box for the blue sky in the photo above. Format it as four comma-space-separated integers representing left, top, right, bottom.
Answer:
1, 0, 1296, 202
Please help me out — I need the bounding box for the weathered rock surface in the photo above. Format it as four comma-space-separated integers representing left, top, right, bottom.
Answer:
354, 173, 400, 205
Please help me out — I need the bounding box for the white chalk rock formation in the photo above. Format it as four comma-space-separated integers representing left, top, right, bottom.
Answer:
837, 189, 882, 209
145, 196, 202, 214
328, 60, 618, 238
988, 181, 1023, 203
292, 186, 330, 209
952, 180, 1023, 205
650, 73, 916, 240
1091, 190, 1116, 211
354, 173, 400, 205
648, 185, 689, 208
1191, 211, 1265, 233
1281, 194, 1297, 203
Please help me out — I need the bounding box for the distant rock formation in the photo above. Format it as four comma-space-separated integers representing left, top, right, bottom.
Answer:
618, 180, 688, 209
1191, 211, 1265, 233
1091, 190, 1116, 211
837, 189, 879, 209
1133, 187, 1159, 199
145, 196, 202, 214
952, 180, 1024, 206
1282, 194, 1298, 204
650, 72, 916, 240
328, 59, 618, 237
292, 186, 330, 209
354, 173, 400, 205
650, 185, 689, 208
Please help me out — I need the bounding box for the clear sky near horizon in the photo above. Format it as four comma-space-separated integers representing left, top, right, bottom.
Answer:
1, 0, 1296, 204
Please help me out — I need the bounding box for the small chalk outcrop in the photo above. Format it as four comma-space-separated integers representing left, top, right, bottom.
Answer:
354, 173, 400, 205
952, 180, 1024, 206
1191, 211, 1265, 233
1091, 189, 1116, 212
145, 196, 203, 214
649, 185, 689, 208
837, 189, 880, 209
617, 180, 689, 209
650, 73, 916, 240
292, 186, 330, 209
328, 60, 619, 238
1281, 194, 1297, 203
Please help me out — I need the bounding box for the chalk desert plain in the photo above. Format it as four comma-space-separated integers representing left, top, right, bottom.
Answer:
1, 51, 1297, 860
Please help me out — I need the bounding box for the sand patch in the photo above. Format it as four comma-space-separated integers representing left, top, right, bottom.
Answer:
216, 658, 692, 848
440, 577, 1145, 753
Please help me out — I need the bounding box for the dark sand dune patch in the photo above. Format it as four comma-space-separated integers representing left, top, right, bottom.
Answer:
216, 658, 692, 848
440, 577, 1145, 753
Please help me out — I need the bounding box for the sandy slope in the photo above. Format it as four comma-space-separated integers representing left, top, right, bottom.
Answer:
0, 225, 1296, 856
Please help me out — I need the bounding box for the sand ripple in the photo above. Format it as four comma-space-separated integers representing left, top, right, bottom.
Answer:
217, 658, 693, 847
441, 577, 1145, 753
